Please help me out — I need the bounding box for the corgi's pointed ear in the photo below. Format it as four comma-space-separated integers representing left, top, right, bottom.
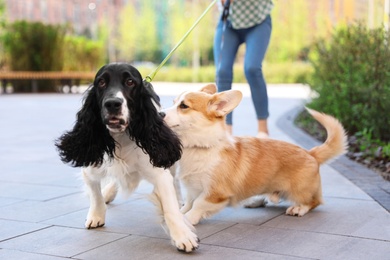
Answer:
209, 90, 243, 117
200, 83, 217, 94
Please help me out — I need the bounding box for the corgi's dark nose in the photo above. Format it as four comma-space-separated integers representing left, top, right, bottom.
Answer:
159, 111, 166, 118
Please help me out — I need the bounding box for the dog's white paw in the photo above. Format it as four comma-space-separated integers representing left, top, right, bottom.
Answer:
85, 207, 106, 229
286, 205, 310, 217
170, 224, 199, 253
102, 181, 118, 204
185, 212, 201, 226
180, 204, 192, 214
269, 192, 281, 204
243, 196, 267, 208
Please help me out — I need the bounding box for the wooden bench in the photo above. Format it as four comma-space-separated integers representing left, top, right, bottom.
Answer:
0, 71, 95, 93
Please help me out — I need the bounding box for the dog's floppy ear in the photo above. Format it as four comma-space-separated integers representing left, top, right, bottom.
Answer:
55, 86, 116, 167
200, 83, 217, 94
209, 90, 243, 117
128, 80, 181, 169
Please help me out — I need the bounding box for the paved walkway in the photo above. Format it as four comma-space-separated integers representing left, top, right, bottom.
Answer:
0, 83, 389, 259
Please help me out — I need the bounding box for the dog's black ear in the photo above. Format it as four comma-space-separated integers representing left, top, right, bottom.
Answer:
55, 86, 116, 167
144, 80, 161, 104
128, 80, 182, 169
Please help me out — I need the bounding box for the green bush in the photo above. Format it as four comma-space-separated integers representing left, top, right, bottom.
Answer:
3, 21, 65, 92
307, 23, 390, 142
62, 35, 105, 72
351, 128, 390, 161
1, 21, 106, 91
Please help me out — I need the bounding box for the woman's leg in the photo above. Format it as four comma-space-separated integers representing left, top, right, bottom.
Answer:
214, 21, 241, 128
243, 15, 272, 135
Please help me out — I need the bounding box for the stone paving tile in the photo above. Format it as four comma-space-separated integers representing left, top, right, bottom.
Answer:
0, 249, 68, 260
40, 208, 99, 230
0, 162, 81, 188
43, 196, 237, 241
262, 197, 390, 241
320, 165, 372, 200
332, 157, 390, 212
40, 191, 146, 226
0, 130, 61, 163
75, 235, 305, 260
0, 193, 88, 222
202, 224, 390, 260
0, 219, 49, 242
0, 182, 80, 201
47, 202, 171, 240
0, 197, 22, 207
0, 226, 127, 258
207, 205, 286, 226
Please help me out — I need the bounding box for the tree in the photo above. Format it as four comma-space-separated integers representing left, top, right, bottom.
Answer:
0, 0, 6, 70
114, 0, 215, 67
115, 0, 159, 63
267, 0, 311, 62
62, 35, 105, 72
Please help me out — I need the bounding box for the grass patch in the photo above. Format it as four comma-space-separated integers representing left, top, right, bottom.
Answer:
137, 62, 312, 84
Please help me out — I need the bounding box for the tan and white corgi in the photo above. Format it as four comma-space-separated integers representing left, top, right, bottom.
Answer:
163, 84, 348, 225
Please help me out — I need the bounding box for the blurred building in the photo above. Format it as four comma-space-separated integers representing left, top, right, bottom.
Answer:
4, 0, 388, 32
4, 0, 130, 36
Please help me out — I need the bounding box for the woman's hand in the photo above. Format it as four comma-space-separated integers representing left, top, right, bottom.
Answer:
221, 0, 233, 5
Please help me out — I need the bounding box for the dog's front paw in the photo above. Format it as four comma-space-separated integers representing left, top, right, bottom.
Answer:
85, 207, 106, 229
171, 227, 199, 253
185, 211, 201, 226
166, 215, 199, 253
180, 203, 192, 214
102, 181, 118, 204
286, 205, 310, 217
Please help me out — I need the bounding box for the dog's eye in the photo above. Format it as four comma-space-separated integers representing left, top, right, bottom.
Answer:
125, 79, 135, 87
98, 79, 106, 88
179, 102, 189, 109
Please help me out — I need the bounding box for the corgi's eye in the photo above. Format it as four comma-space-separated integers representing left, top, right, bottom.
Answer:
179, 102, 189, 109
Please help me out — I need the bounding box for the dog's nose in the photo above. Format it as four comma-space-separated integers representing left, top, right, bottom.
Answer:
159, 111, 166, 118
104, 98, 123, 113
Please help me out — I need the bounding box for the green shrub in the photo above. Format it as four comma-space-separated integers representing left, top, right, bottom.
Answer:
351, 128, 390, 160
307, 23, 390, 142
4, 21, 64, 71
62, 35, 105, 72
3, 21, 65, 92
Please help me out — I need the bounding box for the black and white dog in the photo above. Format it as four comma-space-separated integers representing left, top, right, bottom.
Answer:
55, 63, 198, 252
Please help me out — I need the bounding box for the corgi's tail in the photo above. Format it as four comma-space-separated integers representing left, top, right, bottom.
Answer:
306, 108, 348, 165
